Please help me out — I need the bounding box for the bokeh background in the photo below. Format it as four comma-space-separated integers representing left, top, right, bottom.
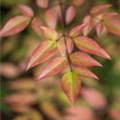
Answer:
1, 0, 120, 120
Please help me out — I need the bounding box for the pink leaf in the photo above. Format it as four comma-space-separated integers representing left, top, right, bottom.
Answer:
0, 16, 30, 37
65, 5, 77, 25
38, 57, 67, 80
81, 88, 107, 109
104, 19, 120, 36
65, 107, 95, 120
91, 4, 112, 15
26, 41, 56, 70
74, 36, 111, 59
40, 26, 58, 40
5, 93, 35, 105
61, 71, 81, 103
45, 8, 57, 29
83, 15, 94, 36
17, 4, 34, 17
69, 24, 86, 37
73, 66, 98, 79
31, 16, 42, 35
96, 22, 104, 37
70, 52, 102, 67
103, 12, 118, 21
36, 0, 49, 8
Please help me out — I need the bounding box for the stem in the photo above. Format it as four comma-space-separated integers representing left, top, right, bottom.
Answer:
58, 0, 73, 71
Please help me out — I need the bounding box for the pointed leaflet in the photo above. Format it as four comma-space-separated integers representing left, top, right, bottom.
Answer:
31, 16, 42, 35
27, 41, 56, 70
17, 4, 34, 17
70, 52, 102, 67
103, 12, 118, 21
91, 4, 112, 15
61, 71, 81, 103
45, 8, 57, 29
74, 36, 111, 59
36, 0, 49, 8
38, 57, 67, 80
69, 24, 86, 37
57, 37, 74, 56
83, 15, 94, 36
0, 16, 30, 37
96, 22, 104, 37
104, 19, 120, 36
40, 26, 58, 40
73, 66, 98, 79
65, 5, 76, 25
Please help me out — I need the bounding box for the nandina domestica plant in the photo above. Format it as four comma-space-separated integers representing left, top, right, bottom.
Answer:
0, 0, 120, 104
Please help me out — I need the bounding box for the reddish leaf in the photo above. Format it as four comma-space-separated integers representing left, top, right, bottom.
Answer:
103, 12, 118, 21
81, 88, 107, 109
69, 24, 86, 37
91, 4, 112, 15
38, 57, 67, 80
57, 37, 74, 56
64, 107, 95, 120
61, 71, 81, 103
72, 0, 86, 6
31, 16, 42, 35
104, 19, 120, 36
17, 4, 34, 17
65, 5, 77, 25
45, 9, 57, 29
27, 41, 56, 70
83, 15, 94, 36
36, 0, 49, 8
96, 22, 104, 37
70, 52, 102, 67
74, 36, 111, 59
40, 26, 58, 40
5, 93, 35, 105
73, 66, 98, 79
0, 16, 30, 37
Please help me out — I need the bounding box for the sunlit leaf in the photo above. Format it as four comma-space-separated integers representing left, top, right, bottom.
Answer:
45, 8, 57, 29
38, 57, 67, 80
36, 0, 49, 8
27, 41, 56, 70
70, 52, 102, 67
74, 36, 111, 59
65, 5, 76, 25
40, 26, 58, 40
61, 71, 81, 103
0, 16, 30, 37
17, 4, 34, 17
91, 4, 112, 15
